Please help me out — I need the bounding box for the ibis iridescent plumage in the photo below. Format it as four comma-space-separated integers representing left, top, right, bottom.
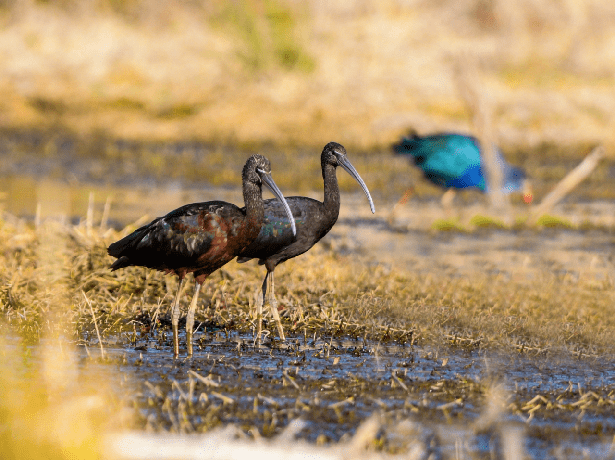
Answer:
107, 154, 296, 357
236, 142, 375, 342
392, 132, 532, 205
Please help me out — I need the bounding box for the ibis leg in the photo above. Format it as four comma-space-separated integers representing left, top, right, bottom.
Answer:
171, 278, 185, 359
387, 186, 414, 225
186, 282, 202, 358
268, 271, 286, 341
254, 274, 267, 346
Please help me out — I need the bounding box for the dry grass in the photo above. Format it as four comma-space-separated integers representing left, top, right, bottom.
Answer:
0, 219, 130, 460
1, 208, 614, 459
0, 0, 613, 152
1, 205, 612, 358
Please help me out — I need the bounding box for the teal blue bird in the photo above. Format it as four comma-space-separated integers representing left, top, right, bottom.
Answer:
393, 132, 533, 205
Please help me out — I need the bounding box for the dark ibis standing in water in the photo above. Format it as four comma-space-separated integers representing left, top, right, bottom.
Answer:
236, 142, 375, 342
392, 132, 532, 206
107, 154, 296, 357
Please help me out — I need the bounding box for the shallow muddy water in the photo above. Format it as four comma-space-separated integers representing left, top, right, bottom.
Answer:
76, 329, 615, 459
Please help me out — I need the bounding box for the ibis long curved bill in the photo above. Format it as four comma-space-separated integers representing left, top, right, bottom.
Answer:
258, 169, 297, 236
338, 156, 376, 214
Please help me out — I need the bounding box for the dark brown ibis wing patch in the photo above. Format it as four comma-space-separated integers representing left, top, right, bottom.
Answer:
112, 201, 247, 275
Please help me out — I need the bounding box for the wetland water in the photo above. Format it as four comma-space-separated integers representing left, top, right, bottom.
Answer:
85, 330, 615, 459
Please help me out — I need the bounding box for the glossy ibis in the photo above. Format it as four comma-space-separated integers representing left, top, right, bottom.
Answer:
107, 154, 296, 357
236, 142, 375, 343
393, 132, 532, 206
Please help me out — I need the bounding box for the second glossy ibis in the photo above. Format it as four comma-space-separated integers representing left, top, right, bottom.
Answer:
107, 154, 296, 357
236, 142, 375, 343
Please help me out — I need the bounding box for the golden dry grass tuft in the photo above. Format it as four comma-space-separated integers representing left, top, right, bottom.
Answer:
0, 333, 129, 460
0, 217, 130, 460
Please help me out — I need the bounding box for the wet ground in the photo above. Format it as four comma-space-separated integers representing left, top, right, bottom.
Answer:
81, 191, 615, 458
80, 328, 615, 459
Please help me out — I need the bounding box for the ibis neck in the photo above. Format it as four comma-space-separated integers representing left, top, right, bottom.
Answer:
322, 163, 341, 219
243, 182, 265, 230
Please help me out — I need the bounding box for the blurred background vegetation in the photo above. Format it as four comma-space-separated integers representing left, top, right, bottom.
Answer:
0, 0, 612, 151
0, 0, 613, 208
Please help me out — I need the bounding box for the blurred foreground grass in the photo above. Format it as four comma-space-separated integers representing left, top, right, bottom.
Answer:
0, 218, 130, 460
0, 333, 129, 460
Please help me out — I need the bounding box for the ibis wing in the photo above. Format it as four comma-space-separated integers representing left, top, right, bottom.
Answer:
108, 201, 242, 271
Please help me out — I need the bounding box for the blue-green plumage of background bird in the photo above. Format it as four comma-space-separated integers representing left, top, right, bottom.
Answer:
393, 132, 527, 194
